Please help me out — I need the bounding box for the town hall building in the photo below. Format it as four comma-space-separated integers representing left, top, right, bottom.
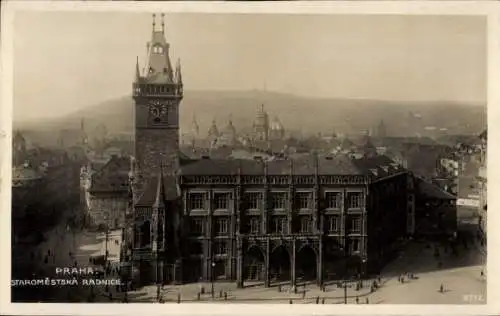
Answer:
122, 14, 417, 288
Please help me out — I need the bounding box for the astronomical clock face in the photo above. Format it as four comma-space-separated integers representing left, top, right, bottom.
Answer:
147, 99, 176, 124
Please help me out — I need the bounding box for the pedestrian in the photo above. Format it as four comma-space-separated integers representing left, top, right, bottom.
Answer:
289, 299, 293, 304
302, 290, 306, 299
377, 276, 381, 283
224, 292, 227, 301
355, 296, 359, 304
481, 270, 484, 277
321, 298, 325, 304
316, 296, 319, 304
197, 292, 201, 301
177, 293, 181, 304
109, 293, 113, 301
365, 297, 369, 304
439, 284, 444, 293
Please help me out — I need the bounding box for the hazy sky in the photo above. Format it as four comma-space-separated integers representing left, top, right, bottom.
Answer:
13, 12, 486, 121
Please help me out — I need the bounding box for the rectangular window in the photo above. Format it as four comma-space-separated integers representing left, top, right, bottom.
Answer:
189, 193, 205, 210
328, 215, 340, 233
297, 192, 312, 209
214, 193, 230, 210
348, 192, 363, 209
215, 218, 229, 235
348, 216, 362, 233
190, 217, 204, 235
349, 239, 361, 253
300, 216, 313, 233
245, 192, 262, 210
249, 217, 260, 234
325, 192, 341, 209
214, 241, 228, 255
272, 216, 287, 234
271, 192, 288, 209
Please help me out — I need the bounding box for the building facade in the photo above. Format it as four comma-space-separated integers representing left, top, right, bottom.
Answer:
84, 155, 131, 229
477, 129, 487, 244
124, 15, 415, 288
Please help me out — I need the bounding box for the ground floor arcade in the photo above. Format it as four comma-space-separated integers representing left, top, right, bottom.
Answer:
127, 235, 369, 288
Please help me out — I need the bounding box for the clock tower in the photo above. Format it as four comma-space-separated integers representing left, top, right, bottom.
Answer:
133, 13, 183, 184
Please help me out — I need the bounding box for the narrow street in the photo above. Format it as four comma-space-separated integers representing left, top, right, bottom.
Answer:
12, 206, 123, 303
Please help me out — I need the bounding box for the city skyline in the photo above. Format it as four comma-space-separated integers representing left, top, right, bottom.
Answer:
13, 12, 486, 121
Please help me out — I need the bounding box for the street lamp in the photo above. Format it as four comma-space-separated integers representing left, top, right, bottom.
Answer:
340, 246, 348, 304
211, 261, 216, 298
104, 216, 110, 263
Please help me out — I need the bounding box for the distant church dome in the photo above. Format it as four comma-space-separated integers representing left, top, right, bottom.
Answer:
269, 116, 285, 140
270, 116, 284, 132
222, 119, 236, 137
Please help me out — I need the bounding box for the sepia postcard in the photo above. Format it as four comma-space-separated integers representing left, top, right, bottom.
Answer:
1, 1, 498, 315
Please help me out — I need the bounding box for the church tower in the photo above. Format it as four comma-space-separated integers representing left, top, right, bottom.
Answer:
133, 13, 183, 185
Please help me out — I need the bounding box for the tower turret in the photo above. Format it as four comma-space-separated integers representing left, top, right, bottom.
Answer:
133, 13, 183, 180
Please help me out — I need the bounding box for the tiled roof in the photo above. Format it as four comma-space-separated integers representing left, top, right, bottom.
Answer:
416, 178, 456, 200
136, 175, 179, 206
179, 154, 388, 176
89, 156, 131, 193
351, 155, 404, 178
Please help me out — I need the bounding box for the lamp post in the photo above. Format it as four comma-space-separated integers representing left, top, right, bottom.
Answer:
340, 246, 348, 304
104, 218, 110, 263
211, 261, 216, 298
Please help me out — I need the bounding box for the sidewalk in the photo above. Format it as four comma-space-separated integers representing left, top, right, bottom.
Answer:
121, 278, 379, 304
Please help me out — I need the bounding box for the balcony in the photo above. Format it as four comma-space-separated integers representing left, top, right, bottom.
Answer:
133, 83, 182, 98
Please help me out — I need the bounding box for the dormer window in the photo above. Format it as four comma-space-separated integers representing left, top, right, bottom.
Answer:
153, 45, 164, 54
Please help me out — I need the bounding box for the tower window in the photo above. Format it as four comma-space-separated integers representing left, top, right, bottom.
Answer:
153, 45, 164, 54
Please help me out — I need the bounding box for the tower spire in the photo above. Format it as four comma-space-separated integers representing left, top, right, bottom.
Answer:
175, 58, 182, 84
135, 56, 140, 80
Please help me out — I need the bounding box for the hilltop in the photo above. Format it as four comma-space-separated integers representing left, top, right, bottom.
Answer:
14, 90, 486, 144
